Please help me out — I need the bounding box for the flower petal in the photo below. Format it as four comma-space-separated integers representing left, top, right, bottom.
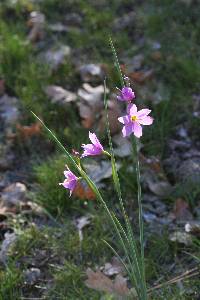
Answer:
118, 115, 131, 124
129, 104, 138, 116
137, 109, 151, 118
89, 132, 103, 150
133, 122, 142, 138
138, 116, 153, 125
122, 124, 134, 137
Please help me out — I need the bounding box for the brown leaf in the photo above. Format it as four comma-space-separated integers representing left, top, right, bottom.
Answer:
16, 122, 42, 139
128, 69, 154, 84
77, 83, 108, 129
73, 181, 96, 200
173, 198, 193, 221
85, 268, 130, 298
85, 268, 114, 294
113, 275, 130, 296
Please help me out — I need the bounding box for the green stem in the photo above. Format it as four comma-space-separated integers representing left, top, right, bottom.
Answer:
132, 137, 147, 299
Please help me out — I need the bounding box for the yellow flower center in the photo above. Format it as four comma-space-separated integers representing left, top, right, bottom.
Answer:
131, 115, 138, 122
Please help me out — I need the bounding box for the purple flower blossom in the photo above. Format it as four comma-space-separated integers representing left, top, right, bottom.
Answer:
118, 104, 153, 138
117, 87, 135, 102
59, 169, 78, 196
81, 132, 104, 157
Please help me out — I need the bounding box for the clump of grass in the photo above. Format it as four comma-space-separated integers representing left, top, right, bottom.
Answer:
34, 155, 71, 214
0, 21, 31, 91
47, 262, 100, 300
0, 265, 22, 300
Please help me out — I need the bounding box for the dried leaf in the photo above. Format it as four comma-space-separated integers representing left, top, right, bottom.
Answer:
45, 85, 77, 105
113, 134, 131, 157
83, 160, 121, 184
79, 64, 104, 82
16, 122, 42, 139
73, 181, 96, 200
85, 268, 130, 298
113, 274, 130, 296
128, 69, 154, 84
102, 257, 124, 277
173, 198, 193, 221
1, 182, 27, 207
77, 83, 107, 128
147, 180, 173, 197
85, 268, 114, 294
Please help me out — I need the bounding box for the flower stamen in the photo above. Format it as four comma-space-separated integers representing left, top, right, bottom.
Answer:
131, 115, 138, 122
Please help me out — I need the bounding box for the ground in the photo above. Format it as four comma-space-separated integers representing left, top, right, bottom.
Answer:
0, 0, 200, 299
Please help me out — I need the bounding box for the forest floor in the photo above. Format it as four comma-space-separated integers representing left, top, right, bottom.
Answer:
0, 0, 200, 299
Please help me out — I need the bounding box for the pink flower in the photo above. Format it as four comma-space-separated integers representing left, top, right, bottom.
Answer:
117, 87, 135, 102
118, 104, 153, 138
59, 169, 78, 196
81, 132, 104, 157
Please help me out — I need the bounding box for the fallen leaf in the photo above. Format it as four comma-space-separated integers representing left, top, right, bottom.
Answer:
1, 182, 27, 207
85, 268, 130, 298
113, 134, 132, 157
73, 181, 96, 200
83, 160, 121, 184
173, 199, 193, 221
27, 11, 45, 42
77, 83, 107, 128
147, 179, 173, 197
128, 69, 154, 84
101, 257, 125, 277
79, 64, 104, 83
45, 85, 77, 105
16, 122, 42, 139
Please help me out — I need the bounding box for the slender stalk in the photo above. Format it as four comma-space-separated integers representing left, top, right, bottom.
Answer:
132, 137, 147, 299
109, 37, 124, 88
